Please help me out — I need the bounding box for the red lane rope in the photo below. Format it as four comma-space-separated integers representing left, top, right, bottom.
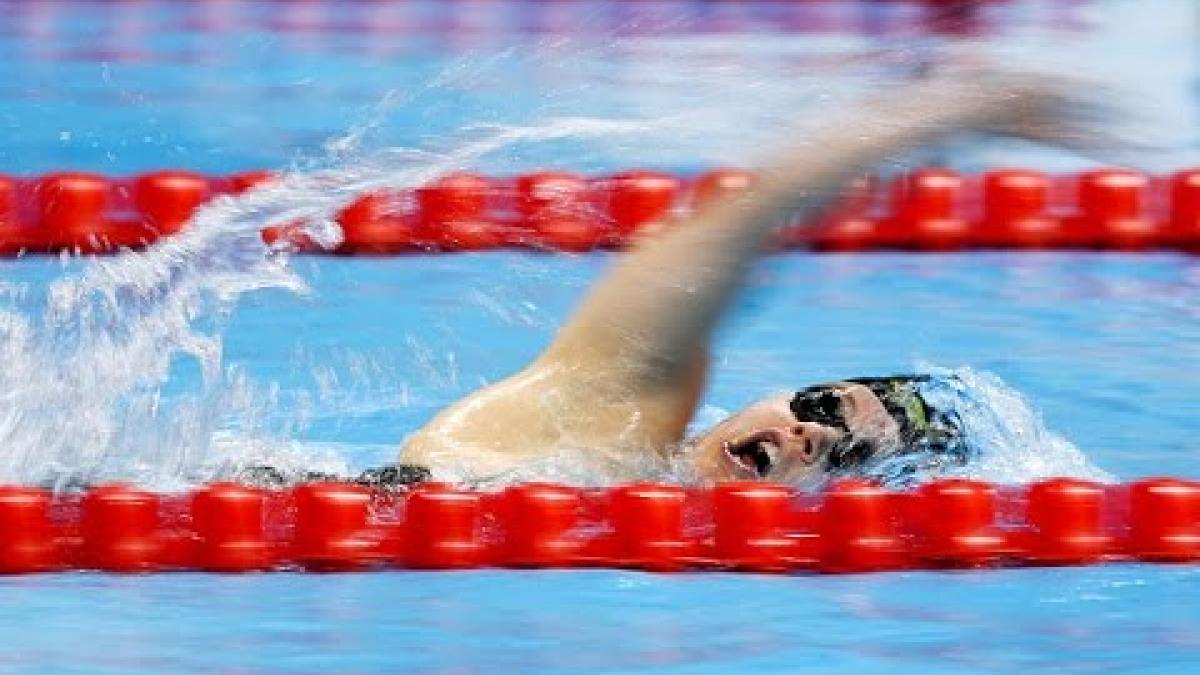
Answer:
1, 478, 1198, 574
1, 168, 1198, 255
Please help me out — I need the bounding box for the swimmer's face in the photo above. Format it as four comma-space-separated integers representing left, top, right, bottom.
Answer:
688, 383, 901, 484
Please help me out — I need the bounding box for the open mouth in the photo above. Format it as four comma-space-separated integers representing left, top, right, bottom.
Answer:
723, 430, 780, 478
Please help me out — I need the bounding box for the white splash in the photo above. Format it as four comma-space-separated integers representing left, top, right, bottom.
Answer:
913, 365, 1113, 485
0, 116, 661, 491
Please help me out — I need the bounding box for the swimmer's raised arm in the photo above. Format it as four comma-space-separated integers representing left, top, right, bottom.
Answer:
401, 72, 1105, 477
543, 73, 1094, 390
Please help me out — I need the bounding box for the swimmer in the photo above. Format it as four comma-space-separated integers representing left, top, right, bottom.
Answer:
389, 70, 1115, 488
254, 70, 1112, 490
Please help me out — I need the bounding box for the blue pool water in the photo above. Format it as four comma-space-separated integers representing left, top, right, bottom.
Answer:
2, 0, 1200, 673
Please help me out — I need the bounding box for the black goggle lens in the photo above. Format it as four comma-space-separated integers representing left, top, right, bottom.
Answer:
790, 389, 848, 431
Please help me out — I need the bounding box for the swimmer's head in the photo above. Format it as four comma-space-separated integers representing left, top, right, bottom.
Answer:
687, 377, 953, 485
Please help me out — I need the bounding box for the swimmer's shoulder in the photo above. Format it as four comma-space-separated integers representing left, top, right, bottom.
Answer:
398, 345, 703, 482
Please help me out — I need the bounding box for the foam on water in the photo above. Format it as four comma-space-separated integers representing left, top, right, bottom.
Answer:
915, 366, 1112, 484
865, 365, 1112, 487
